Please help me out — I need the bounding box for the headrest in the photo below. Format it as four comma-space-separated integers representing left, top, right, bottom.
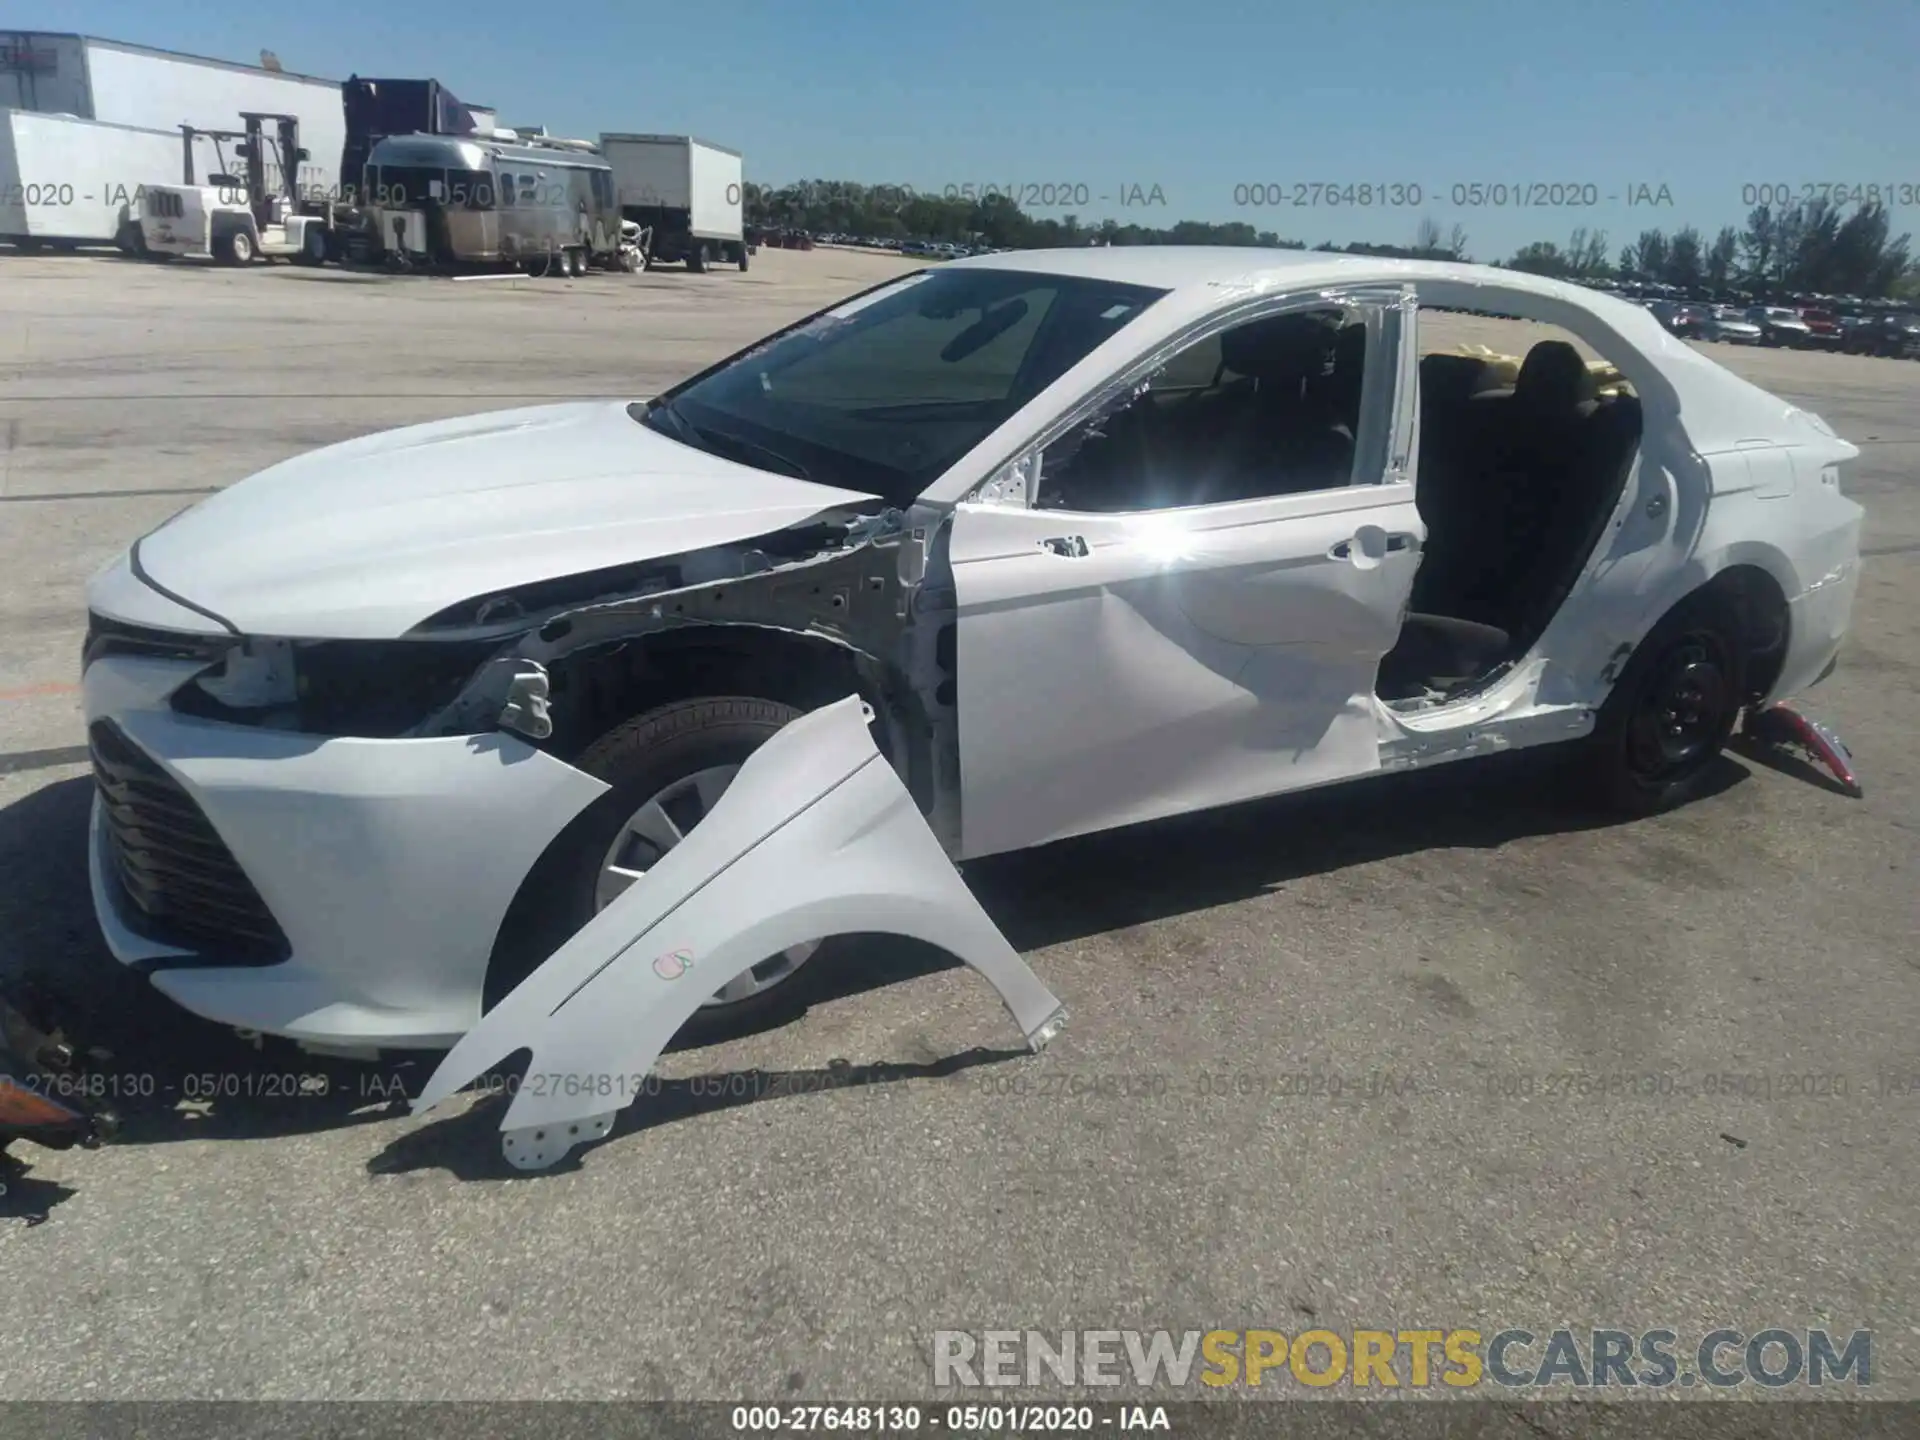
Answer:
1220, 312, 1339, 384
1513, 341, 1595, 412
1418, 352, 1489, 404
1312, 322, 1368, 412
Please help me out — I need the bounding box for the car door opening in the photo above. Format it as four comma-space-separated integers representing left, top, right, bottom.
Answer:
1376, 338, 1644, 705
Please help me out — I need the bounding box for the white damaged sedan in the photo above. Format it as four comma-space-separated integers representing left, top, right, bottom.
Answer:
82, 248, 1862, 1155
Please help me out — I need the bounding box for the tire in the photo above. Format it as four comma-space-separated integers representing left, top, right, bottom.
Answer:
736, 242, 749, 272
488, 697, 824, 1032
302, 226, 328, 265
1580, 591, 1747, 817
220, 228, 255, 266
686, 242, 709, 273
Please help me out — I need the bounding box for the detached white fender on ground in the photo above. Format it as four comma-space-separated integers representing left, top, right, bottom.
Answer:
412, 695, 1068, 1170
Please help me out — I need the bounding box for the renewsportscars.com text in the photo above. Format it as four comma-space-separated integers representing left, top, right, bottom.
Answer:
932, 1327, 1872, 1389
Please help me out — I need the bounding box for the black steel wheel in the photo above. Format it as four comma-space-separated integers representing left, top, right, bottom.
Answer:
1583, 591, 1747, 816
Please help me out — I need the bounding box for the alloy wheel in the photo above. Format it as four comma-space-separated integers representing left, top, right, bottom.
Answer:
595, 764, 819, 1008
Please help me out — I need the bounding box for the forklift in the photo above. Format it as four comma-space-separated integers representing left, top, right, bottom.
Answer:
139, 112, 346, 265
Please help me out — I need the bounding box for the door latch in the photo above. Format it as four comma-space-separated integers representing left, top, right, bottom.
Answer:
1039, 535, 1090, 558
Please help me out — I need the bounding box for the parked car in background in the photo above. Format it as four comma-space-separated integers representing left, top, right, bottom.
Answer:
1748, 306, 1815, 348
1840, 313, 1920, 358
1798, 308, 1844, 347
1701, 307, 1764, 345
1648, 301, 1713, 339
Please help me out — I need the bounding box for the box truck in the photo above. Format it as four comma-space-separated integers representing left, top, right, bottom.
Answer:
597, 133, 746, 272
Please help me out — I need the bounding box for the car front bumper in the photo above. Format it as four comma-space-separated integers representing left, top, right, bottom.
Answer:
83, 654, 609, 1051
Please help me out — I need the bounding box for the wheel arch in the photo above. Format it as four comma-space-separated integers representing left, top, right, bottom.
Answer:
539, 621, 912, 768
483, 620, 929, 1006
1692, 559, 1791, 703
1613, 548, 1794, 706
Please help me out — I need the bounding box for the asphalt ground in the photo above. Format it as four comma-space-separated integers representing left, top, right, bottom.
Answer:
0, 247, 1914, 1405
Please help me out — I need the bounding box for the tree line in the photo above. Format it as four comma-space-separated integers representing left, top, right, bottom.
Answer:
744, 181, 1918, 299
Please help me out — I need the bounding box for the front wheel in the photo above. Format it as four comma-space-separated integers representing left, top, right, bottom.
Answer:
686, 242, 709, 273
1580, 592, 1746, 816
489, 697, 824, 1030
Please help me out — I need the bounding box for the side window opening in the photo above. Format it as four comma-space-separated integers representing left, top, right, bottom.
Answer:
1034, 306, 1371, 512
498, 171, 517, 208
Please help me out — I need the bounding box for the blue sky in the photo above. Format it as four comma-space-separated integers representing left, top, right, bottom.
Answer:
45, 0, 1920, 258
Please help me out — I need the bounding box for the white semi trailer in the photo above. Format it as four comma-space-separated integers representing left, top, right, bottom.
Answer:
0, 109, 189, 250
597, 133, 746, 272
0, 30, 344, 249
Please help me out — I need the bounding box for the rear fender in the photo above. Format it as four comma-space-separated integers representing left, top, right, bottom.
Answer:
412, 695, 1066, 1170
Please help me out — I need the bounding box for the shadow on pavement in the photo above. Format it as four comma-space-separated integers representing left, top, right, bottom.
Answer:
371, 1045, 1023, 1182
0, 746, 1752, 1176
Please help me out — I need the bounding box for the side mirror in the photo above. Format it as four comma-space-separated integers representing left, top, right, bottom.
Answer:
295, 147, 310, 161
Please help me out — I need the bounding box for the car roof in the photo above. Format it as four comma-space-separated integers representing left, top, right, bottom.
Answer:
945, 245, 1681, 322
949, 244, 1428, 291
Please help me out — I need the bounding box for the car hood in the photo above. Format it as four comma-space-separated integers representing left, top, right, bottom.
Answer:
127, 402, 884, 639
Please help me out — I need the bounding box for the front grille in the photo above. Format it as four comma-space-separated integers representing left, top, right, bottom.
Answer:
90, 721, 290, 965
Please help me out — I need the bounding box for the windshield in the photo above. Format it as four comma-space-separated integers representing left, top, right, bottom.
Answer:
639, 266, 1166, 505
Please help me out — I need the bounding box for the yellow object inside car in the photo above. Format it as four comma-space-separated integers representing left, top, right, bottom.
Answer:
1451, 343, 1635, 399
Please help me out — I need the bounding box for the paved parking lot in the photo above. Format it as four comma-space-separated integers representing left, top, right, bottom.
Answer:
1, 249, 1915, 1402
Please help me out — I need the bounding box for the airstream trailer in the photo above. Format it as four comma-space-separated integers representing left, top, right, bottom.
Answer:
361, 130, 622, 274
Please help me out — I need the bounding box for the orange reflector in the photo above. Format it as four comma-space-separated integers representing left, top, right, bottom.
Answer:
0, 1075, 82, 1129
